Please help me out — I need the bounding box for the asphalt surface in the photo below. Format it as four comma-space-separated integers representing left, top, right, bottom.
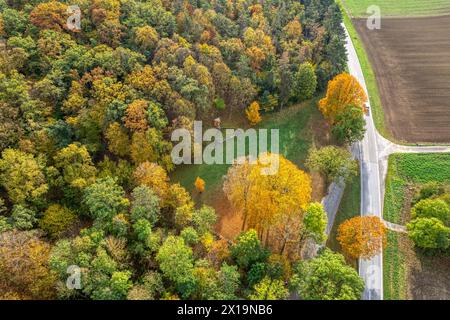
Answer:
344, 24, 384, 300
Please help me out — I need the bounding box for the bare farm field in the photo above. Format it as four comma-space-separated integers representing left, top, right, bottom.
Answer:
353, 15, 450, 143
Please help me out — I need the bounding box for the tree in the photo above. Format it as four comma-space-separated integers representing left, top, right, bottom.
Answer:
11, 205, 37, 230
0, 149, 48, 205
0, 230, 56, 299
246, 101, 262, 126
231, 229, 269, 270
134, 25, 159, 53
249, 277, 288, 300
407, 218, 450, 250
133, 162, 169, 200
224, 154, 312, 249
223, 160, 253, 231
411, 199, 449, 225
212, 263, 240, 300
39, 204, 77, 239
30, 1, 68, 32
105, 122, 130, 157
332, 104, 366, 145
293, 62, 317, 101
123, 99, 149, 132
306, 146, 358, 183
337, 216, 387, 259
83, 177, 130, 226
319, 74, 367, 123
194, 177, 205, 193
130, 131, 157, 165
156, 235, 196, 298
130, 185, 160, 225
302, 203, 328, 244
53, 143, 97, 190
291, 249, 364, 300
192, 205, 217, 236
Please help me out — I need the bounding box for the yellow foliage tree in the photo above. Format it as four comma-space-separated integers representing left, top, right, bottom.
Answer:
337, 216, 387, 259
194, 177, 205, 193
318, 73, 367, 123
134, 25, 159, 51
246, 101, 262, 126
133, 161, 169, 200
130, 131, 156, 165
105, 122, 130, 157
224, 153, 312, 254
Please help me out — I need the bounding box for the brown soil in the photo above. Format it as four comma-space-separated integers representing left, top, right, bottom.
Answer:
353, 16, 450, 143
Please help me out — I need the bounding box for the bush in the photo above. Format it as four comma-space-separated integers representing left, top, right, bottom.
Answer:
413, 182, 445, 204
411, 199, 450, 225
407, 217, 450, 250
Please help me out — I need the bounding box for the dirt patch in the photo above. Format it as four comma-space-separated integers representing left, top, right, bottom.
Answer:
353, 16, 450, 143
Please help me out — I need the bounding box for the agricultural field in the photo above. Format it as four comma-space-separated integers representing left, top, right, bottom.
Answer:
341, 0, 450, 17
383, 153, 450, 299
353, 15, 450, 143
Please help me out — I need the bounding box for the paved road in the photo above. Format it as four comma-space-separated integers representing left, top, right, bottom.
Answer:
343, 24, 384, 300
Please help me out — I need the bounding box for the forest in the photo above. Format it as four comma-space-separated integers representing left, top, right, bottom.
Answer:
0, 0, 367, 300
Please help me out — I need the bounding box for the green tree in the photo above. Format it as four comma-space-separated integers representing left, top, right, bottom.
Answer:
231, 229, 269, 270
306, 146, 358, 183
192, 205, 217, 236
11, 205, 37, 230
291, 249, 364, 300
302, 202, 328, 244
83, 177, 130, 226
332, 104, 366, 145
130, 185, 160, 225
0, 149, 48, 205
293, 62, 317, 101
156, 235, 196, 298
407, 218, 450, 250
213, 263, 240, 300
411, 199, 449, 225
249, 277, 288, 300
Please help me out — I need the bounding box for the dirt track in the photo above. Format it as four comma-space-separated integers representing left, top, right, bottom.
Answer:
353, 16, 450, 143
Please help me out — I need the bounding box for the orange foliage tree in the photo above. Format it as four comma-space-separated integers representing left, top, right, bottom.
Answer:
194, 177, 205, 193
318, 73, 367, 123
337, 216, 387, 259
123, 99, 149, 132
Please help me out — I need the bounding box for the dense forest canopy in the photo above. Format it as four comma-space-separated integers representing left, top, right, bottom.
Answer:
0, 0, 356, 300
